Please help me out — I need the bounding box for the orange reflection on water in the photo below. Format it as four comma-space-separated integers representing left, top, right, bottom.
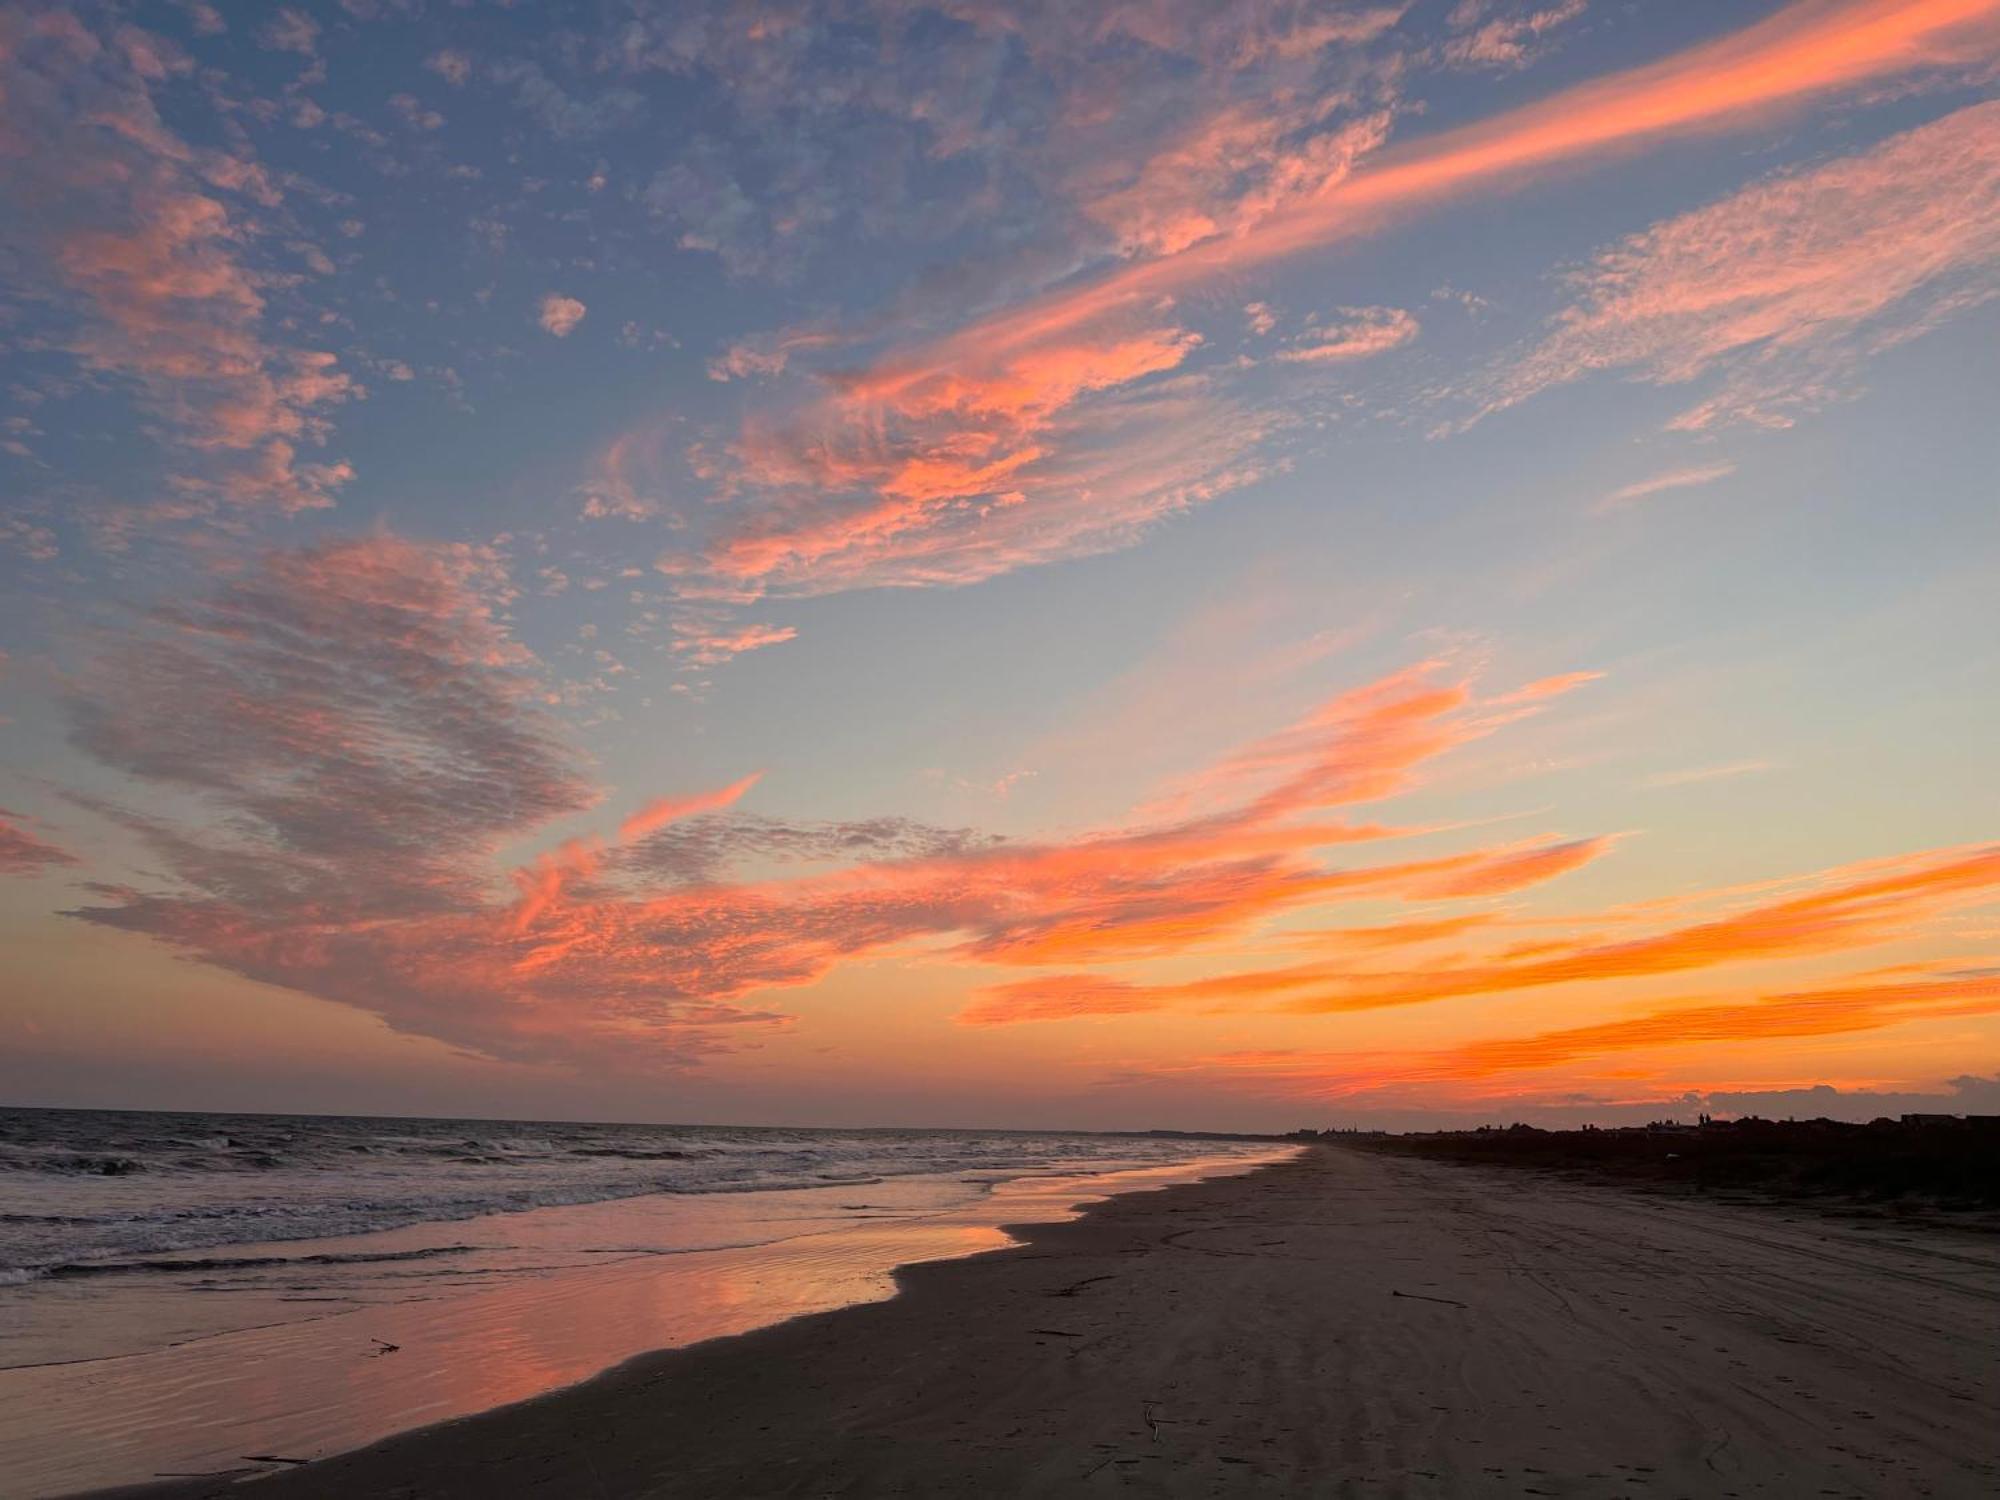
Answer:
0, 1152, 1288, 1496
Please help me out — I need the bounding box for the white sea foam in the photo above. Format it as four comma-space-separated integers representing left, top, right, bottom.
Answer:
0, 1109, 1261, 1281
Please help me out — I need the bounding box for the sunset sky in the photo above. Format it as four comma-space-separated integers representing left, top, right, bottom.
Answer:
1, 0, 1997, 1131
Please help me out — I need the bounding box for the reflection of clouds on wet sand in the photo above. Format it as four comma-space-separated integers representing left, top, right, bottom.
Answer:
0, 1150, 1284, 1495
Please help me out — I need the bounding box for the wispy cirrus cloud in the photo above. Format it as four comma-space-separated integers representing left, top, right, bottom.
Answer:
62, 562, 1604, 1070
66, 534, 597, 916
618, 813, 1000, 885
1472, 99, 2000, 430
1641, 759, 1775, 789
964, 841, 2000, 1026
1276, 306, 1420, 363
1144, 969, 2000, 1098
1440, 0, 1589, 73
0, 9, 356, 515
604, 0, 1408, 282
669, 368, 1276, 596
620, 775, 768, 843
1387, 969, 2000, 1084
958, 840, 1614, 1026
669, 622, 798, 668
1594, 462, 1736, 513
257, 8, 318, 58
56, 534, 767, 1068
1279, 843, 2000, 1016
654, 0, 1999, 613
996, 0, 2000, 325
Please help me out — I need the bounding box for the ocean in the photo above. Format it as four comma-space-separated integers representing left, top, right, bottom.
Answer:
0, 1107, 1287, 1494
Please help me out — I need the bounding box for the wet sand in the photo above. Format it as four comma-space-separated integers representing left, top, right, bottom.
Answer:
98, 1146, 1999, 1498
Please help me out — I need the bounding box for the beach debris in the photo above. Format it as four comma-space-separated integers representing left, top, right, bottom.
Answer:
1031, 1328, 1083, 1338
1391, 1289, 1470, 1309
1046, 1274, 1112, 1298
242, 1455, 312, 1465
370, 1337, 401, 1355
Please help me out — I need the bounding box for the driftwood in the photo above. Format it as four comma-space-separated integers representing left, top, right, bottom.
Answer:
1046, 1274, 1113, 1298
1391, 1288, 1469, 1308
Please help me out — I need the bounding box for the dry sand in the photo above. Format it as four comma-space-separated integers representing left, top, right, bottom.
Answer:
102, 1145, 1998, 1498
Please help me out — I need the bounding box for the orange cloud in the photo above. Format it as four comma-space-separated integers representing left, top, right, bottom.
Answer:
1171, 969, 2000, 1097
512, 773, 767, 932
961, 975, 1160, 1026
619, 774, 764, 842
961, 841, 2000, 1029
1280, 843, 2000, 1014
1486, 669, 1608, 704
1401, 970, 2000, 1083
678, 372, 1273, 595
1150, 659, 1592, 822
959, 837, 1608, 1024
1015, 0, 2000, 332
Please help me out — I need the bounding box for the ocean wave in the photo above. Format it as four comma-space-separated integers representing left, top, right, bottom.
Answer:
33, 1244, 484, 1282
0, 1108, 1265, 1282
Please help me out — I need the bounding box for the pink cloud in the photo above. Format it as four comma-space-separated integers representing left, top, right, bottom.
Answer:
426, 49, 472, 86
1078, 108, 1393, 259
895, 0, 2000, 399
670, 622, 799, 668
670, 366, 1270, 596
257, 8, 318, 57
706, 327, 846, 382
0, 10, 355, 512
0, 810, 79, 875
539, 294, 588, 337
1276, 306, 1420, 363
1442, 0, 1590, 72
660, 0, 1998, 603
1473, 99, 2000, 428
1594, 463, 1737, 513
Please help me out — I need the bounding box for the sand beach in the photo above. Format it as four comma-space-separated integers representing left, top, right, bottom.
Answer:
98, 1145, 1999, 1498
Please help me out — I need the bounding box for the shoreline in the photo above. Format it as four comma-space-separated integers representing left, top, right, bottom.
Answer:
87, 1144, 1999, 1498
15, 1147, 1284, 1498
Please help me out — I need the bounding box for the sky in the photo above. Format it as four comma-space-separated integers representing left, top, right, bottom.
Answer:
1, 0, 1997, 1133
